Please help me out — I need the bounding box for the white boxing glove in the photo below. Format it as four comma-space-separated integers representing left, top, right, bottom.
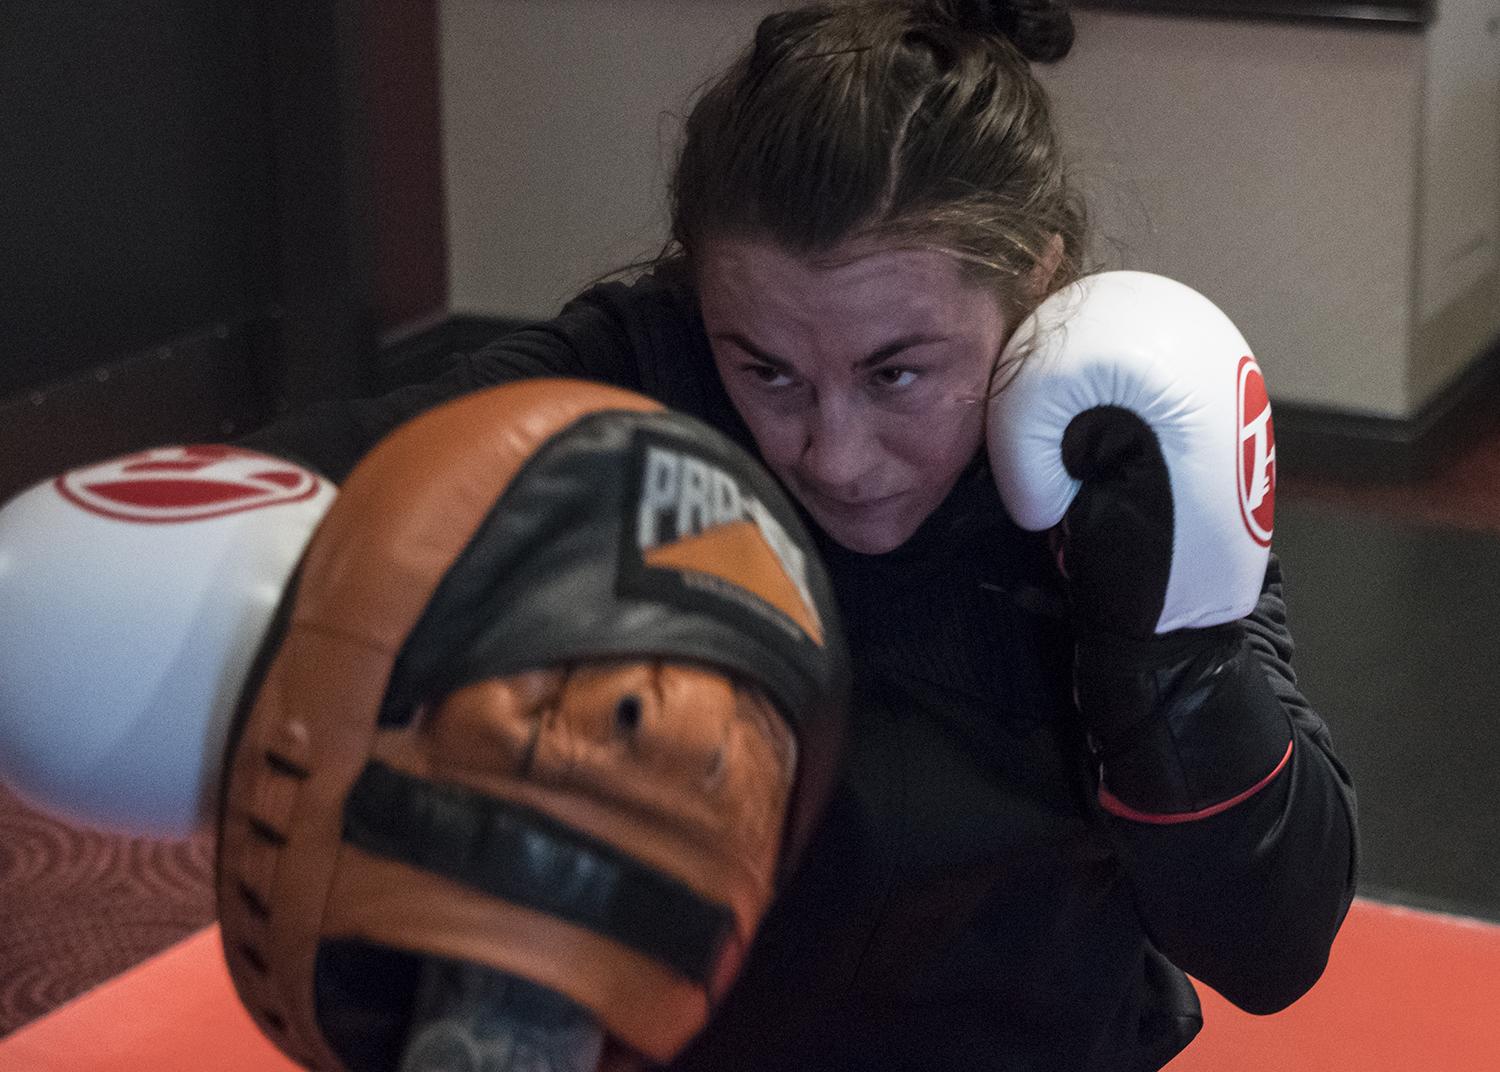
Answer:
0, 445, 334, 837
988, 271, 1290, 822
988, 270, 1275, 636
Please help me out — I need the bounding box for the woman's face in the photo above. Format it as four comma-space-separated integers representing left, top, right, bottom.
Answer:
698, 237, 1012, 554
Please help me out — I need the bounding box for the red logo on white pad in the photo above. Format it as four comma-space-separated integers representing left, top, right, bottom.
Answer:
1237, 355, 1275, 546
56, 445, 320, 524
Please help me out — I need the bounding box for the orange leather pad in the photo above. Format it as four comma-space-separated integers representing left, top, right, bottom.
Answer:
219, 381, 665, 1069
216, 380, 811, 1066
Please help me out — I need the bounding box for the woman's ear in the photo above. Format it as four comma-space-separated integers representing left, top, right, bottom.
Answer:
1026, 233, 1066, 301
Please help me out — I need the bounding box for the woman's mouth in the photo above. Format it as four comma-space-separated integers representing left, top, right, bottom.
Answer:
800, 485, 901, 512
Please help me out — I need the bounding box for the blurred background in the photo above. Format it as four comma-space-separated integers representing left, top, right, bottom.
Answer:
1, 0, 1497, 1055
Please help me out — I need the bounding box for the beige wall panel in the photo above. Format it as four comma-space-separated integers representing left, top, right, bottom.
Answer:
441, 3, 1431, 418
1413, 0, 1500, 404
439, 0, 778, 319
1042, 13, 1425, 418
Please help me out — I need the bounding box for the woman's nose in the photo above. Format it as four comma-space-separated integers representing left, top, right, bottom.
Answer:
799, 399, 877, 492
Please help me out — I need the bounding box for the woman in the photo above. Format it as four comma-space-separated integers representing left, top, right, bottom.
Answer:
244, 2, 1358, 1068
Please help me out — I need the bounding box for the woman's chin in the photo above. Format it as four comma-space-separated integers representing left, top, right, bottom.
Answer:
807, 507, 920, 556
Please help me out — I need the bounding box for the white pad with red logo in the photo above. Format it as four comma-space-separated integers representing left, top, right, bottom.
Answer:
0, 446, 335, 837
988, 271, 1276, 633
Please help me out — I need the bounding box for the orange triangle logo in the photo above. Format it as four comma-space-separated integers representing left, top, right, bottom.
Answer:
643, 520, 823, 645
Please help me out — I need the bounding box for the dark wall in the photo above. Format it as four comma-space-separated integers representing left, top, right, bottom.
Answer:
366, 0, 447, 334
0, 2, 277, 398
0, 1, 448, 500
1071, 0, 1430, 25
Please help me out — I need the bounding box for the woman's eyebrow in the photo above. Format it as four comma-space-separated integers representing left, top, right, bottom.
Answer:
712, 331, 949, 368
712, 332, 789, 368
859, 334, 949, 368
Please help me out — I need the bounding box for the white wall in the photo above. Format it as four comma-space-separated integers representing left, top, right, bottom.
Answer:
440, 0, 779, 318
1413, 0, 1500, 404
440, 2, 1495, 420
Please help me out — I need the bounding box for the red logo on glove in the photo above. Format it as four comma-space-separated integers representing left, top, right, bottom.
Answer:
1237, 355, 1275, 547
55, 445, 321, 524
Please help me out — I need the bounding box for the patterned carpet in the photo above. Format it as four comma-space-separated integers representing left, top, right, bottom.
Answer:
0, 785, 215, 1035
3, 419, 1499, 1039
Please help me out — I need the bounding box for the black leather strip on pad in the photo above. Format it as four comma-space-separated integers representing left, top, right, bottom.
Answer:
342, 761, 736, 985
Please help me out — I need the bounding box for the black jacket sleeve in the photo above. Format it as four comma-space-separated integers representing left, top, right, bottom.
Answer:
235, 275, 717, 482
1100, 555, 1359, 1014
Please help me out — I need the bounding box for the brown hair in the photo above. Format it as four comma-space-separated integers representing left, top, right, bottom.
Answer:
665, 0, 1087, 322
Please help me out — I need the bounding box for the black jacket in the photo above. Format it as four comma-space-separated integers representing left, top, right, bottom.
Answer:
241, 272, 1359, 1071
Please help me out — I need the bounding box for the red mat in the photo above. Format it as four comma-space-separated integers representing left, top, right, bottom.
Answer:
0, 927, 295, 1072
2, 899, 1496, 1071
1167, 899, 1500, 1070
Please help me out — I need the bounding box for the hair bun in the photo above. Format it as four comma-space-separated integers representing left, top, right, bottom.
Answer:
941, 0, 1075, 64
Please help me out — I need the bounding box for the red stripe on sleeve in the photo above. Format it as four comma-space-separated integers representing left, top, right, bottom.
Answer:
1098, 740, 1294, 825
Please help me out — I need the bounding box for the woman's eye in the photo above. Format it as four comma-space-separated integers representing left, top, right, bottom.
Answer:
746, 364, 793, 388
872, 367, 917, 389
